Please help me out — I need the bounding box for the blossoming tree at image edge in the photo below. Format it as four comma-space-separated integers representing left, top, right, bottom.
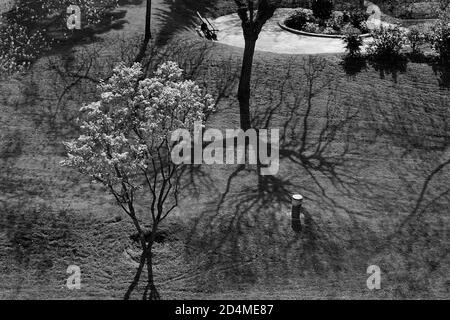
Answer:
62, 61, 215, 300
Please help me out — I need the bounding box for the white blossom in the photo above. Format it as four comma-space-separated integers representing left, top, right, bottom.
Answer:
61, 61, 215, 190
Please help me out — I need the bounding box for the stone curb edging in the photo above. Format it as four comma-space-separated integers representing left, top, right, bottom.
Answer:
279, 21, 372, 39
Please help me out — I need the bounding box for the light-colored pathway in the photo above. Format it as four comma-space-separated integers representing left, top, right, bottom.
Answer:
212, 9, 355, 55
210, 3, 389, 55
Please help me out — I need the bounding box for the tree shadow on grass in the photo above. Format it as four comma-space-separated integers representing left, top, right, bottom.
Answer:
357, 83, 450, 297
181, 56, 385, 294
0, 203, 77, 298
123, 250, 161, 300
432, 61, 450, 90
341, 52, 450, 89
402, 52, 450, 90
368, 89, 450, 230
368, 56, 408, 83
180, 54, 450, 297
340, 55, 367, 78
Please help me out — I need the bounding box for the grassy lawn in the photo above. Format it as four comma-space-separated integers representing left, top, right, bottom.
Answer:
0, 0, 449, 299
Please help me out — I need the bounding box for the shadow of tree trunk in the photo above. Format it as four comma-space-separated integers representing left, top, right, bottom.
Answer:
124, 251, 146, 300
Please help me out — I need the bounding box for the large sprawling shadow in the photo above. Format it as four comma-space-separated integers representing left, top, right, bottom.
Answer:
179, 55, 449, 297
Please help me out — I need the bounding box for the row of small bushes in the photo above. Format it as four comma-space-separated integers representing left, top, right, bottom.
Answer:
375, 0, 442, 19
344, 8, 450, 62
285, 0, 369, 36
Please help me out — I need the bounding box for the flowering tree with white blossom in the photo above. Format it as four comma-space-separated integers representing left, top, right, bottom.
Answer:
0, 0, 118, 75
62, 61, 214, 300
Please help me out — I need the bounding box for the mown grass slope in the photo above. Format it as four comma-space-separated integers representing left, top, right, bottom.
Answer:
0, 0, 449, 299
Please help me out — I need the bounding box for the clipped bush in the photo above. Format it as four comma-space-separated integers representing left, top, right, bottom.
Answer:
326, 11, 345, 30
311, 0, 334, 21
430, 9, 450, 61
303, 22, 321, 33
431, 23, 450, 61
349, 9, 370, 30
343, 32, 364, 56
359, 21, 369, 33
284, 4, 369, 36
323, 27, 337, 34
407, 26, 428, 55
367, 26, 407, 60
341, 23, 361, 35
285, 8, 315, 30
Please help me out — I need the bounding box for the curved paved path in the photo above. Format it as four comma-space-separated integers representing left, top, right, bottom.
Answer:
211, 2, 388, 55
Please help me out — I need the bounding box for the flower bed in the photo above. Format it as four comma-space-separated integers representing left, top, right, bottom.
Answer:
282, 8, 371, 38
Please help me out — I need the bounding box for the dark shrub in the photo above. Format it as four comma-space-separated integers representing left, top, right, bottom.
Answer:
406, 26, 428, 56
430, 9, 450, 62
311, 0, 334, 21
285, 8, 316, 30
432, 25, 450, 62
326, 11, 344, 31
349, 9, 370, 30
368, 26, 407, 60
303, 22, 321, 33
343, 32, 364, 57
341, 24, 361, 35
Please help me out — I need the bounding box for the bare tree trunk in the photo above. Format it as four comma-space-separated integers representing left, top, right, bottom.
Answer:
237, 37, 257, 131
145, 0, 152, 42
234, 0, 276, 130
135, 0, 152, 63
